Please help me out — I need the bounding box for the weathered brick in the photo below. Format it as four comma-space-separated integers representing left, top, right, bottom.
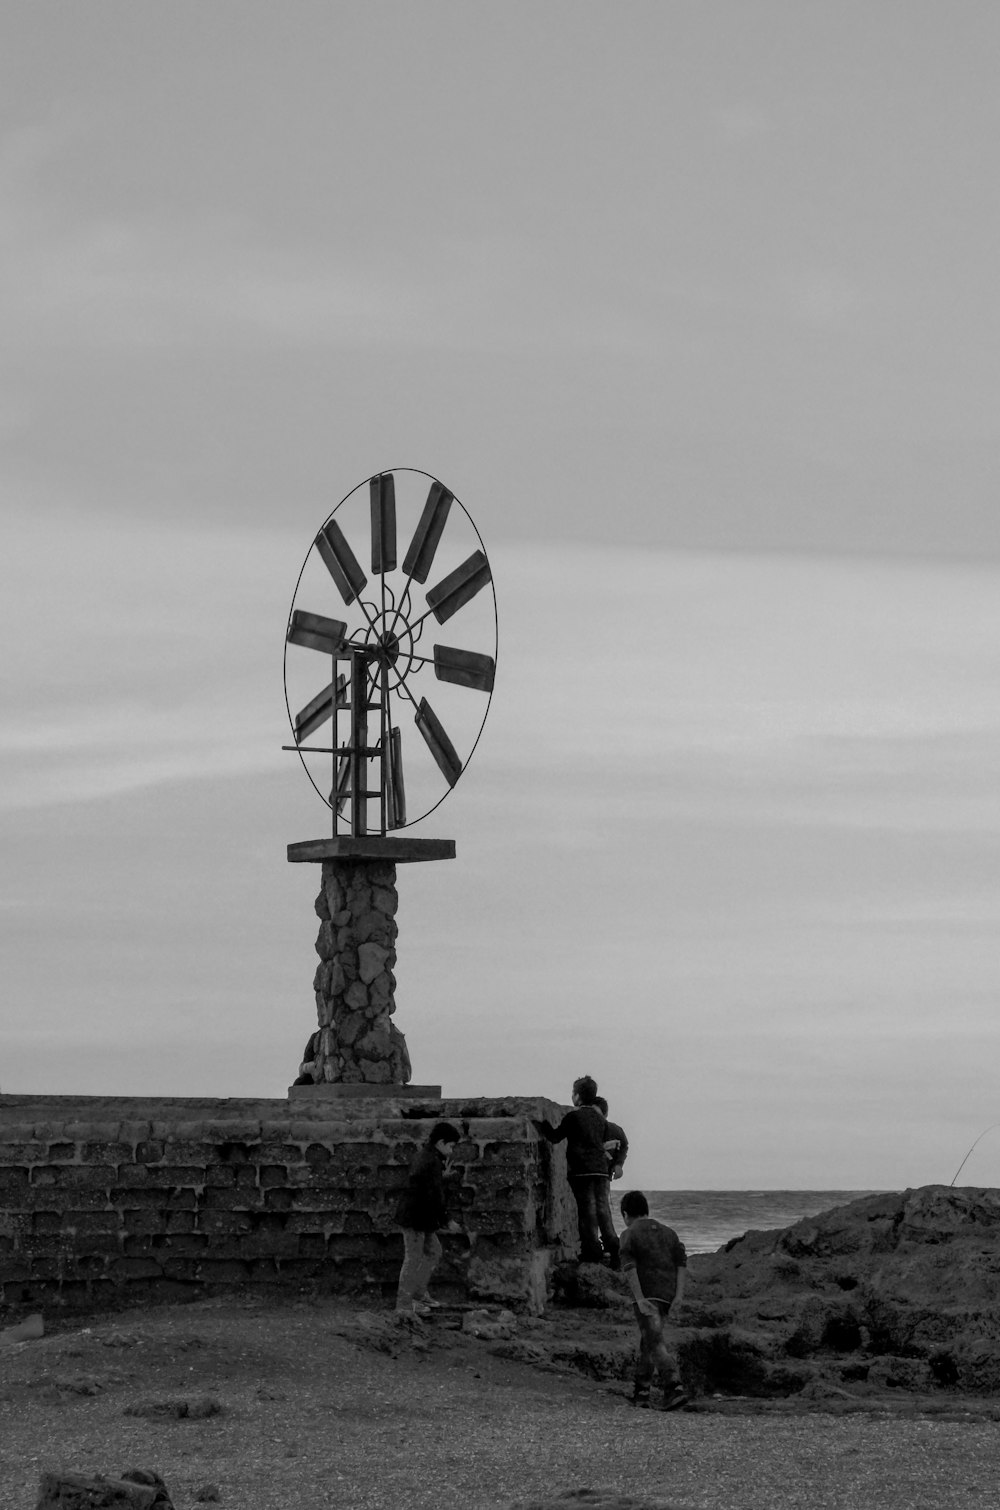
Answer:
161, 1234, 209, 1257
121, 1235, 163, 1258
482, 1141, 538, 1165
0, 1168, 29, 1191
303, 1143, 333, 1167
45, 1142, 77, 1162
215, 1139, 257, 1163
247, 1258, 283, 1282
197, 1210, 253, 1236
49, 1164, 119, 1187
153, 1139, 214, 1163
275, 1256, 326, 1282
110, 1256, 163, 1279
19, 1256, 69, 1281
196, 1259, 251, 1283
30, 1211, 64, 1234
203, 1163, 237, 1187
62, 1230, 121, 1255
258, 1165, 288, 1188
82, 1141, 134, 1164
44, 1188, 113, 1211
344, 1212, 374, 1234
110, 1187, 168, 1209
244, 1232, 299, 1259
263, 1188, 295, 1212
119, 1208, 168, 1234
202, 1186, 261, 1211
161, 1257, 200, 1282
155, 1165, 208, 1186
165, 1188, 199, 1209
114, 1164, 156, 1188
297, 1234, 328, 1258
67, 1210, 123, 1236
200, 1121, 264, 1143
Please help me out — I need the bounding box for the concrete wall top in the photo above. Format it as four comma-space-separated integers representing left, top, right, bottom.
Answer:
0, 1093, 569, 1129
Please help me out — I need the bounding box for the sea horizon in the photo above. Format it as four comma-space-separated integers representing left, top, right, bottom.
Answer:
636, 1188, 884, 1254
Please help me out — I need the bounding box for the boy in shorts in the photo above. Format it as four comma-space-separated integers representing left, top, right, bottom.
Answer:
619, 1189, 690, 1410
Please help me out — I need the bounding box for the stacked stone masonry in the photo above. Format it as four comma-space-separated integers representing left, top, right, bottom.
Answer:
310, 859, 410, 1084
0, 1095, 576, 1318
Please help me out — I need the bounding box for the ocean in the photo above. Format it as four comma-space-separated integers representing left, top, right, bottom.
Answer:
636, 1190, 883, 1254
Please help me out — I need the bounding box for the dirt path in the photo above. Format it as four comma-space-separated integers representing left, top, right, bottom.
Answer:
2, 1298, 999, 1510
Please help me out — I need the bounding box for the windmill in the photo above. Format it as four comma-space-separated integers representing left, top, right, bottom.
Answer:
284, 469, 497, 1092
284, 469, 496, 839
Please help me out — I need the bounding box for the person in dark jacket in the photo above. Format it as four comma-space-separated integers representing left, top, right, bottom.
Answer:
292, 1030, 320, 1086
394, 1121, 461, 1314
533, 1076, 620, 1267
594, 1096, 629, 1181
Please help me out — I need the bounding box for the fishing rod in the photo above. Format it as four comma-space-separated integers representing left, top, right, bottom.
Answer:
949, 1122, 1000, 1187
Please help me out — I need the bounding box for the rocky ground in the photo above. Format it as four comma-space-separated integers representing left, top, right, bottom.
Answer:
2, 1185, 1000, 1509
677, 1184, 1000, 1402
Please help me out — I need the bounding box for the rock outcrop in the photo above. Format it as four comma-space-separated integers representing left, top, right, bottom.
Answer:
680, 1184, 1000, 1397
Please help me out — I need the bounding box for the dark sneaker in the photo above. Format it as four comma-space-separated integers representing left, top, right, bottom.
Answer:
630, 1388, 651, 1409
660, 1388, 691, 1412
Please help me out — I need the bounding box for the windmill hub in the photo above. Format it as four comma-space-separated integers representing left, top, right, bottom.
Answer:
371, 623, 402, 665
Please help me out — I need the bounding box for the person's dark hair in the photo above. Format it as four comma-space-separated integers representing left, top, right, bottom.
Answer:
427, 1121, 460, 1147
620, 1190, 649, 1219
573, 1075, 598, 1105
594, 1096, 608, 1116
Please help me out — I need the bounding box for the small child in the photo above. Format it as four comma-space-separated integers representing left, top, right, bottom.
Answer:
394, 1122, 462, 1315
619, 1189, 690, 1410
594, 1095, 629, 1181
533, 1076, 620, 1267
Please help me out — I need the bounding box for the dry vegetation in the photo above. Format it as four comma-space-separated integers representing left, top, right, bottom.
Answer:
2, 1296, 999, 1510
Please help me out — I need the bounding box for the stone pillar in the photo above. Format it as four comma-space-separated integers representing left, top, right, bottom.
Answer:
287, 834, 456, 1090
310, 858, 411, 1084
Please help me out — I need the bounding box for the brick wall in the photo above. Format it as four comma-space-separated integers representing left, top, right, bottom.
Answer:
0, 1094, 576, 1318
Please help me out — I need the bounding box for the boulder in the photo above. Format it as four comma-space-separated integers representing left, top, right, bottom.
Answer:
686, 1185, 1000, 1398
36, 1470, 173, 1509
504, 1492, 684, 1510
462, 1308, 518, 1341
0, 1312, 43, 1346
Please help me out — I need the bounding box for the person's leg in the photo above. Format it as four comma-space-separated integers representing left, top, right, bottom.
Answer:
631, 1302, 657, 1404
414, 1231, 443, 1301
569, 1177, 603, 1263
396, 1228, 424, 1310
648, 1299, 686, 1404
593, 1177, 620, 1268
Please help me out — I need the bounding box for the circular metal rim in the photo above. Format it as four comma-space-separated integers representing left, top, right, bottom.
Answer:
283, 466, 498, 829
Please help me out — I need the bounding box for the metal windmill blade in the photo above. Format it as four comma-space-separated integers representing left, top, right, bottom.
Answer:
283, 468, 497, 835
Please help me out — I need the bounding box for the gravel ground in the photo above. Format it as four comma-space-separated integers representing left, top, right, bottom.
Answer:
1, 1298, 999, 1510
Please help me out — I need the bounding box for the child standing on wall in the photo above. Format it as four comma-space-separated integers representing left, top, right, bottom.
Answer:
394, 1122, 462, 1315
533, 1075, 620, 1268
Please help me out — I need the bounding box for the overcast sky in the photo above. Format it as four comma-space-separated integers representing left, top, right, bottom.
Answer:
3, 2, 999, 1189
